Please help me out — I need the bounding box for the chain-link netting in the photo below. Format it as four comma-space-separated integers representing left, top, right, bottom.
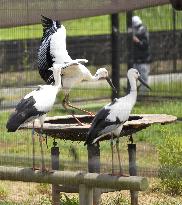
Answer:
0, 1, 182, 204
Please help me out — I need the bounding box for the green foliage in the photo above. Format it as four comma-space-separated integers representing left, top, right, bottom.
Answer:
36, 194, 79, 205
37, 196, 52, 205
60, 194, 79, 205
158, 135, 182, 195
0, 185, 8, 200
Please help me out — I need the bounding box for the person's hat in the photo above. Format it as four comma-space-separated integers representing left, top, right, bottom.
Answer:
132, 16, 142, 27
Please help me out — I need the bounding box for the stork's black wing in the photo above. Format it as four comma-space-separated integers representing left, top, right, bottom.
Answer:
41, 15, 61, 43
6, 96, 45, 132
37, 15, 61, 84
85, 103, 121, 145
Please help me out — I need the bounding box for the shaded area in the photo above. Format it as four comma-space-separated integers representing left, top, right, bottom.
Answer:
1, 30, 182, 73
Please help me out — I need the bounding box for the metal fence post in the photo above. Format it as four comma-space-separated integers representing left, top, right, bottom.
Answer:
111, 13, 120, 100
172, 8, 177, 72
126, 11, 133, 94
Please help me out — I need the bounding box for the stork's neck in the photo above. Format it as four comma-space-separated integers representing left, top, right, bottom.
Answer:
84, 70, 99, 81
91, 70, 101, 81
127, 76, 137, 105
91, 75, 99, 81
129, 76, 137, 92
52, 70, 62, 89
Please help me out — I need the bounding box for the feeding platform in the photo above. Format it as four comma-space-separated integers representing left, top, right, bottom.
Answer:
21, 113, 177, 205
22, 114, 177, 141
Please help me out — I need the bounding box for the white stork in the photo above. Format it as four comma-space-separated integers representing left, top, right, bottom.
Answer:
6, 67, 62, 171
85, 68, 151, 175
37, 16, 116, 123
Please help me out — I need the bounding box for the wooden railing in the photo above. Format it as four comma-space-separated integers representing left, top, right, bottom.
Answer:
0, 166, 148, 205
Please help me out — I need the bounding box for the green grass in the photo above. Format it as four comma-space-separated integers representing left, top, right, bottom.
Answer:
0, 5, 182, 40
150, 81, 182, 97
132, 100, 182, 145
0, 71, 43, 88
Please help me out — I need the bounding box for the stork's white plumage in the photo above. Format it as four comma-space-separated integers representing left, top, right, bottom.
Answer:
85, 68, 151, 174
50, 24, 72, 65
6, 67, 62, 171
38, 16, 116, 119
6, 67, 62, 131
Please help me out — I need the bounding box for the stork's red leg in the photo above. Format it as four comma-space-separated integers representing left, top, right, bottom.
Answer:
63, 94, 95, 117
32, 121, 36, 171
62, 95, 84, 126
110, 134, 114, 175
66, 101, 95, 116
39, 125, 46, 171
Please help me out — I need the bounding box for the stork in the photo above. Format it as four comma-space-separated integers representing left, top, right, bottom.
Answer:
6, 67, 62, 171
85, 68, 151, 175
37, 15, 116, 123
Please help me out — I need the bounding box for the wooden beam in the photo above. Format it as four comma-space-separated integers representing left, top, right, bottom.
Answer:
0, 166, 148, 191
1, 0, 169, 28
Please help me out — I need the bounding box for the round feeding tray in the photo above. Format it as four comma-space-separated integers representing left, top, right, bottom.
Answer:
21, 114, 177, 141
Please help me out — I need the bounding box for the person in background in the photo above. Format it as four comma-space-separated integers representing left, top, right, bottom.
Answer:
132, 15, 151, 95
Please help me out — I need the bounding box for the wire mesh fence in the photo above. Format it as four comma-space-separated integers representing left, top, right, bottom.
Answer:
0, 2, 182, 205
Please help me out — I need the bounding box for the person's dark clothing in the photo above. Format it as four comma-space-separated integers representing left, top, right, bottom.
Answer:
133, 25, 151, 63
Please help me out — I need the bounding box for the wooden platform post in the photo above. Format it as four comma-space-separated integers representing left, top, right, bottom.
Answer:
87, 142, 101, 205
51, 139, 60, 205
79, 184, 93, 205
128, 141, 138, 205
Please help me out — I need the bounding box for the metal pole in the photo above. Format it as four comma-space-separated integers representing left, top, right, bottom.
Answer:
172, 8, 177, 72
111, 13, 120, 100
51, 140, 60, 205
126, 11, 133, 94
87, 143, 101, 205
128, 142, 138, 205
